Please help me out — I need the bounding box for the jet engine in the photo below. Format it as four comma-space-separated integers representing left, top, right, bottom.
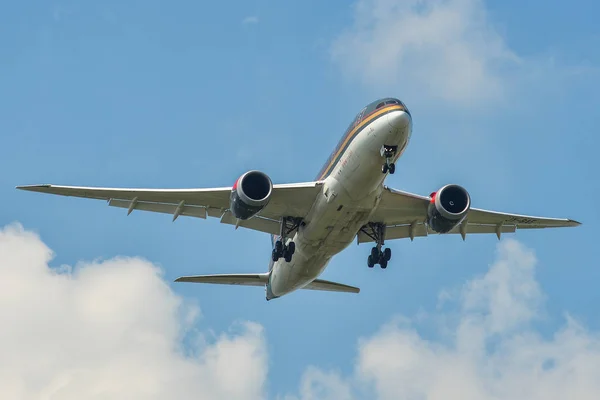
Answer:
229, 170, 273, 220
427, 184, 471, 233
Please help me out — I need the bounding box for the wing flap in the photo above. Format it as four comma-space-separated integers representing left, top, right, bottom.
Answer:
357, 222, 517, 243
302, 278, 360, 293
108, 199, 208, 219
219, 211, 280, 235
174, 273, 269, 287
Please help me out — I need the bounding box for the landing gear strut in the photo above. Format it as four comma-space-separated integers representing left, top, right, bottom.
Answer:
381, 145, 398, 174
360, 222, 392, 269
272, 217, 301, 263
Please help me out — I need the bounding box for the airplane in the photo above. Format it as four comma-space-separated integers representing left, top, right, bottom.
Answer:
16, 97, 581, 301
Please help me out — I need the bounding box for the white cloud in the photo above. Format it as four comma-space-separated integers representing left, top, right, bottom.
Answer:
243, 16, 260, 25
9, 220, 598, 400
0, 223, 267, 400
285, 367, 354, 400
460, 239, 543, 335
288, 239, 600, 399
331, 0, 521, 105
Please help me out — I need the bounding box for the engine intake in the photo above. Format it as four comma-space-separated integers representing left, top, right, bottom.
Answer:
230, 170, 273, 220
427, 184, 471, 233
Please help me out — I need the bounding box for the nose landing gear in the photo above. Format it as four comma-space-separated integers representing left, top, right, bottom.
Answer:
361, 223, 392, 269
381, 145, 398, 174
381, 163, 395, 174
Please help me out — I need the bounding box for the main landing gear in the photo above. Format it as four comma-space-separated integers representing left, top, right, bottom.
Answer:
272, 217, 302, 263
360, 223, 392, 269
272, 240, 295, 263
381, 145, 398, 174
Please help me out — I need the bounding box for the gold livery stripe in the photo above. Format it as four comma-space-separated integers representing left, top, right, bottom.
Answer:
319, 104, 404, 179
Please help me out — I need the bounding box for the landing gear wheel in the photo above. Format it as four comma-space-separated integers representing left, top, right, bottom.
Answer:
380, 258, 388, 269
362, 223, 392, 269
367, 255, 375, 268
382, 164, 388, 174
273, 242, 296, 262
273, 217, 302, 263
388, 163, 396, 174
371, 247, 380, 260
383, 247, 392, 261
284, 249, 293, 263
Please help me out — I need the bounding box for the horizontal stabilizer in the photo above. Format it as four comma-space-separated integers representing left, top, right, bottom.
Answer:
302, 279, 360, 293
174, 274, 360, 294
175, 273, 268, 287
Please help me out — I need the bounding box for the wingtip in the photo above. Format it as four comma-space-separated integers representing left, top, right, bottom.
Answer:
16, 184, 51, 191
569, 219, 582, 226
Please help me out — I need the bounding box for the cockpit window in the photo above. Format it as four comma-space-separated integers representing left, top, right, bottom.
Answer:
377, 99, 403, 109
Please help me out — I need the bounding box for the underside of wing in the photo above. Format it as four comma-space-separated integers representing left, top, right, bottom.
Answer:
174, 273, 269, 286
362, 185, 581, 242
466, 208, 581, 229
17, 184, 234, 219
16, 178, 323, 235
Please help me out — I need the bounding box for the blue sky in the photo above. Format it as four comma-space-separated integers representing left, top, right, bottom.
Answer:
1, 0, 599, 398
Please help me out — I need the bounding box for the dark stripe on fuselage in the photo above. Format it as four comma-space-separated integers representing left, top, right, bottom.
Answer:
315, 104, 404, 180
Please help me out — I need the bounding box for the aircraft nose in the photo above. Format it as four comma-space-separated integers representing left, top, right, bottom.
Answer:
387, 110, 411, 131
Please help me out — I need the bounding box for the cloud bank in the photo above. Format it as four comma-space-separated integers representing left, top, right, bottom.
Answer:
287, 239, 600, 399
2, 222, 598, 399
0, 223, 267, 400
331, 0, 522, 106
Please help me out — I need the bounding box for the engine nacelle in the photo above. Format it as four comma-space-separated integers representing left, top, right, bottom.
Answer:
427, 184, 471, 233
230, 170, 273, 220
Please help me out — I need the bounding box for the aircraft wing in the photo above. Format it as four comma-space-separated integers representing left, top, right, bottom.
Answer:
359, 186, 581, 243
16, 181, 323, 236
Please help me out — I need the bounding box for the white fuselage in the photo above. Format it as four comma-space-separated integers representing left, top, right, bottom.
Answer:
267, 109, 412, 299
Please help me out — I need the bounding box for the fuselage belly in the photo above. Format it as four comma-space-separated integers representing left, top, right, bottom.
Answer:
268, 105, 412, 299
